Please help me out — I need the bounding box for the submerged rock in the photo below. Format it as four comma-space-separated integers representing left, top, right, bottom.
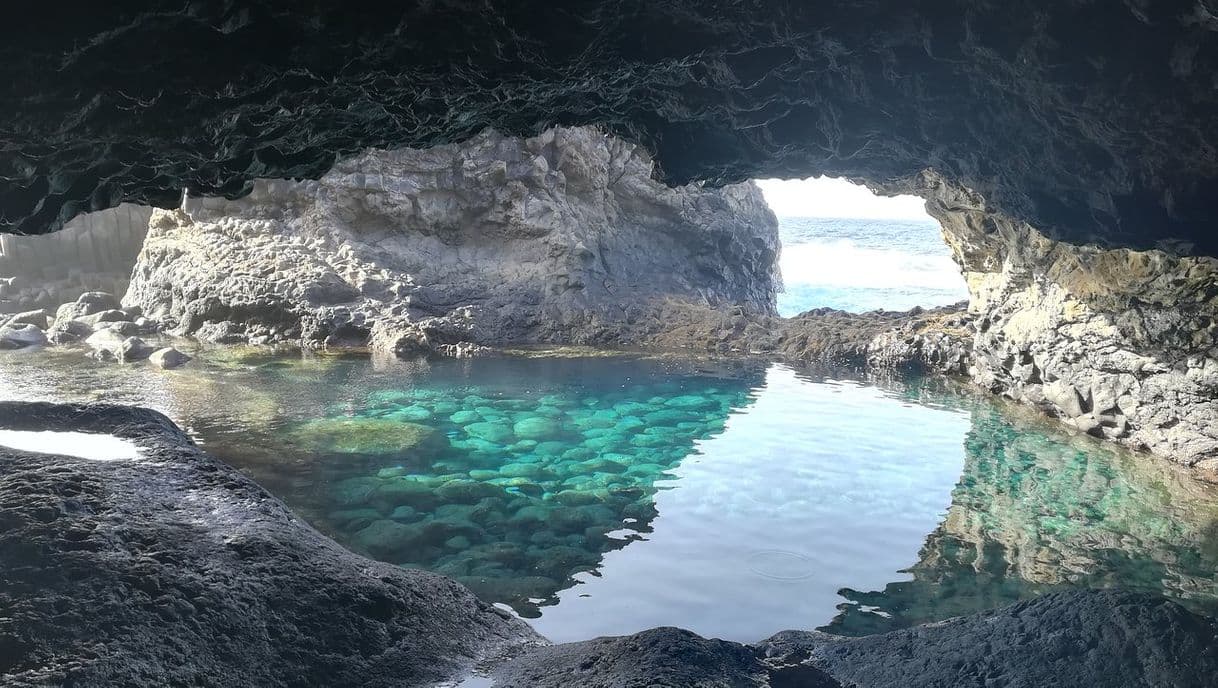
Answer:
291, 417, 447, 458
0, 401, 539, 687
123, 127, 779, 357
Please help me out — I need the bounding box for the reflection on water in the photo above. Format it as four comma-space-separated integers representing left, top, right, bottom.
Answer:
0, 429, 143, 461
1, 345, 1216, 643
826, 400, 1218, 635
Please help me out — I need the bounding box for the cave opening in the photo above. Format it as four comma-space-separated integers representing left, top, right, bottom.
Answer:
755, 176, 969, 318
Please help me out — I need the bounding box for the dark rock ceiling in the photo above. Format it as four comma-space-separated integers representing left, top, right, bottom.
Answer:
2, 1, 1217, 254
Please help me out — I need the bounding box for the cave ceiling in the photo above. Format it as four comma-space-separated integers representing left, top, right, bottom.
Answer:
2, 1, 1217, 254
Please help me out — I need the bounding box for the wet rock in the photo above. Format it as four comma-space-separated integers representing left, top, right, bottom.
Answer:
291, 418, 447, 458
512, 417, 562, 441
0, 323, 47, 349
84, 329, 152, 362
327, 508, 383, 531
464, 421, 514, 444
762, 591, 1218, 688
352, 519, 425, 558
149, 346, 192, 369
0, 401, 539, 687
370, 479, 440, 513
391, 405, 433, 422
493, 627, 790, 688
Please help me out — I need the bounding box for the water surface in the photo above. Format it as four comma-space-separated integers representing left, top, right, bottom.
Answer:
778, 216, 969, 316
1, 346, 1215, 642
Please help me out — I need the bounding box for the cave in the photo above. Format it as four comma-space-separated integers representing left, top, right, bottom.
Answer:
3, 3, 1218, 687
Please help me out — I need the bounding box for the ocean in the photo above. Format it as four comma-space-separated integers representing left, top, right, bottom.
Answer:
777, 216, 970, 316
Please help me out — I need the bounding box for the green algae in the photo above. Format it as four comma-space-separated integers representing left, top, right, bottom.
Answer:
290, 417, 448, 458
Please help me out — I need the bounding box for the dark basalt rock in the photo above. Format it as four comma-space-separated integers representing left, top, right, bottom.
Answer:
0, 402, 540, 687
3, 2, 1217, 255
762, 590, 1218, 688
489, 627, 811, 688
492, 591, 1217, 688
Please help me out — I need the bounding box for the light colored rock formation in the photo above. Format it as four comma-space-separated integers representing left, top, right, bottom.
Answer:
0, 323, 47, 349
124, 127, 779, 355
85, 329, 154, 362
889, 171, 1218, 469
0, 204, 151, 314
149, 347, 191, 370
2, 310, 49, 330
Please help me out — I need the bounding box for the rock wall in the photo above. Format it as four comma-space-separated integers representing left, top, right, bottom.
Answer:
0, 204, 151, 314
124, 126, 779, 355
893, 171, 1218, 470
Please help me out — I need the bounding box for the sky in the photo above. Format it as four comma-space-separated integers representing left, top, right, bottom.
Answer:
755, 177, 929, 220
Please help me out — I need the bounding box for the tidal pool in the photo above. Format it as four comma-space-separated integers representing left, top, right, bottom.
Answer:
1, 346, 1216, 643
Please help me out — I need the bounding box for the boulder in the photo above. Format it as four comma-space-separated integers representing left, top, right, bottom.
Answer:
96, 320, 144, 337
85, 329, 153, 362
54, 291, 121, 322
2, 309, 49, 330
78, 308, 129, 327
45, 319, 93, 345
149, 347, 192, 369
0, 323, 48, 349
290, 417, 448, 458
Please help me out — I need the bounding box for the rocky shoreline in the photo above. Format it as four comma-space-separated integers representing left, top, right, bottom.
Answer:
5, 127, 1218, 474
3, 401, 1216, 688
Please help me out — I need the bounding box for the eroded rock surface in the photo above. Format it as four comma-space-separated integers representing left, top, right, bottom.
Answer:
890, 171, 1218, 467
492, 591, 1218, 688
0, 205, 151, 313
762, 591, 1218, 688
641, 299, 974, 374
124, 127, 779, 355
0, 402, 540, 687
4, 2, 1218, 262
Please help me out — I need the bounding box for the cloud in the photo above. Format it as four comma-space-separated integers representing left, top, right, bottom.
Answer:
756, 177, 929, 220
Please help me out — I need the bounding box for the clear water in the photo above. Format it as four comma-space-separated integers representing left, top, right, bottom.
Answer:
1, 347, 1216, 643
778, 217, 970, 316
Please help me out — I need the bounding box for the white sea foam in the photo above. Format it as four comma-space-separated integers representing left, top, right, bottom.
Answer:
781, 239, 965, 291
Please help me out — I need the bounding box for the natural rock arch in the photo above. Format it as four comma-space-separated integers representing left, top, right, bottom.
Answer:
3, 1, 1217, 255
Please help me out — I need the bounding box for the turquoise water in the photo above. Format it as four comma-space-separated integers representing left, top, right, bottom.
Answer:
778, 217, 970, 316
1, 348, 1216, 643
